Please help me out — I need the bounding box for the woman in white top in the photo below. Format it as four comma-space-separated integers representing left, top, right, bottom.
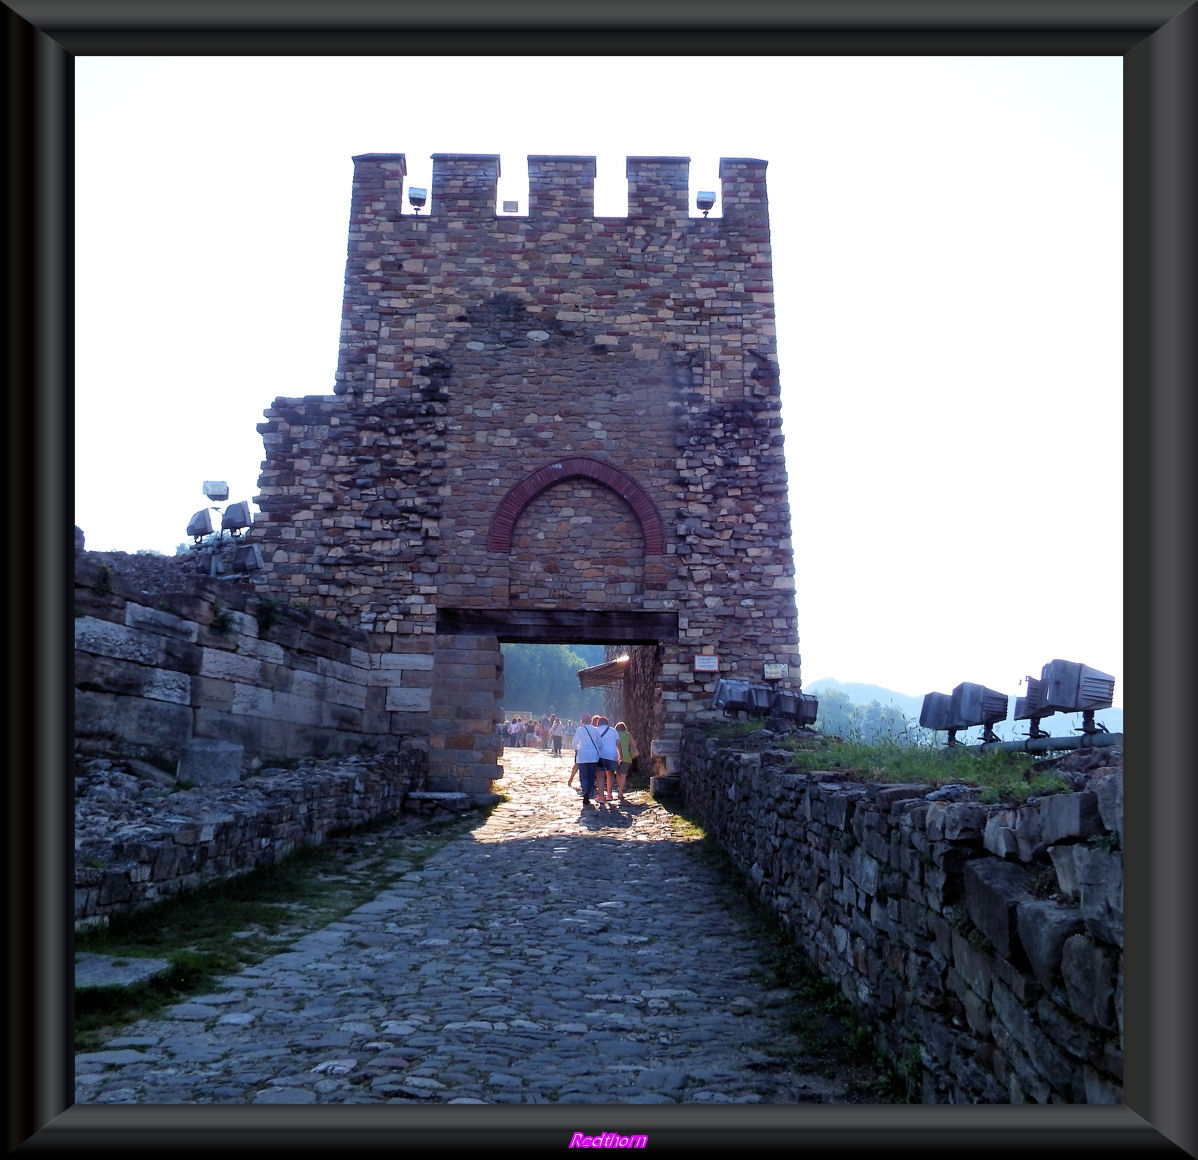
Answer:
590, 715, 620, 803
572, 715, 612, 805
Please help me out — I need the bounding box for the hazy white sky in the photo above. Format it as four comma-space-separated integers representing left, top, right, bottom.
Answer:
74, 55, 1122, 705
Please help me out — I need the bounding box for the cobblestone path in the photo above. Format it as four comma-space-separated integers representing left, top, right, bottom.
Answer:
75, 745, 878, 1106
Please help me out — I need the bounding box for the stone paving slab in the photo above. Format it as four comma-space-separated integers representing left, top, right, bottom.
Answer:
76, 952, 173, 991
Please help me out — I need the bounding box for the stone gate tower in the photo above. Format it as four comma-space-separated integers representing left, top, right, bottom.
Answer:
250, 153, 800, 794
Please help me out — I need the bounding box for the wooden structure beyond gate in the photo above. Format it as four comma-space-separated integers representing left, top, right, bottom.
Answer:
248, 153, 800, 794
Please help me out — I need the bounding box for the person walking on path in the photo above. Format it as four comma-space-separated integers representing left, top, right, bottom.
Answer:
572, 714, 608, 805
613, 720, 639, 803
591, 715, 620, 804
549, 714, 565, 758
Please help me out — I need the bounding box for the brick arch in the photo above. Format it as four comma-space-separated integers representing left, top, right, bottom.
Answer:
487, 457, 666, 555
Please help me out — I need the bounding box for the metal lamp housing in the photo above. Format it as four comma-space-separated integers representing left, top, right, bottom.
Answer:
221, 501, 254, 532
1039, 659, 1116, 714
186, 508, 214, 539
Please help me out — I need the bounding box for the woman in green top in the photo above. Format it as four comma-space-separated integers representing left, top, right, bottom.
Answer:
613, 721, 639, 804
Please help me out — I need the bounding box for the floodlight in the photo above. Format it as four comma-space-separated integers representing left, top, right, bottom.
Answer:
770, 690, 819, 728
950, 682, 1009, 744
221, 501, 254, 533
922, 683, 1009, 745
695, 191, 716, 217
1039, 659, 1115, 713
233, 543, 263, 572
203, 481, 229, 501
712, 678, 754, 717
1036, 659, 1115, 733
408, 186, 427, 213
1013, 675, 1053, 738
186, 508, 214, 540
919, 692, 956, 732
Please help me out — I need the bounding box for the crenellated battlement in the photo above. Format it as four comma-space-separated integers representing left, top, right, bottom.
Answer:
349, 152, 768, 223
527, 155, 598, 219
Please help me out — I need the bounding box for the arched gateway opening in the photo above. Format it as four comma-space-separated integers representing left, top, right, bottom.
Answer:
438, 610, 672, 795
431, 455, 676, 794
247, 151, 802, 799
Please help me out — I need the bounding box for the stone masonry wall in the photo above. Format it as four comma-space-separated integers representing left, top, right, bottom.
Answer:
73, 755, 422, 929
247, 153, 801, 783
74, 547, 433, 776
680, 729, 1124, 1104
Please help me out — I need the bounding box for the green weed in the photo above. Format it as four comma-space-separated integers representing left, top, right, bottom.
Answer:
209, 601, 235, 634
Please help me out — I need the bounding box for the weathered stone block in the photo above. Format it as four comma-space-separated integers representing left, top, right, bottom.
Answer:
386, 686, 433, 712
1047, 843, 1081, 900
1033, 791, 1102, 854
75, 616, 163, 666
124, 602, 199, 642
1016, 898, 1085, 990
848, 847, 881, 895
964, 858, 1032, 959
983, 803, 1042, 862
141, 669, 191, 705
199, 647, 263, 684
927, 800, 987, 842
1092, 771, 1123, 843
1073, 845, 1123, 945
75, 689, 194, 755
177, 740, 244, 786
1061, 932, 1119, 1031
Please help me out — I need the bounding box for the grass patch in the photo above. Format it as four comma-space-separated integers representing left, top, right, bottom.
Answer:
74, 808, 489, 1052
772, 735, 1069, 804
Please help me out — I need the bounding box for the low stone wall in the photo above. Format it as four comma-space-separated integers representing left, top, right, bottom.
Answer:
74, 547, 432, 773
679, 730, 1124, 1104
74, 754, 429, 929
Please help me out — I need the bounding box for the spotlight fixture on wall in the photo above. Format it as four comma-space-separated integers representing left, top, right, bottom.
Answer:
920, 682, 1009, 746
696, 191, 716, 217
712, 679, 818, 728
1035, 659, 1115, 734
408, 186, 427, 214
770, 689, 819, 728
952, 682, 1009, 745
186, 480, 255, 546
1013, 674, 1053, 739
711, 678, 753, 717
186, 508, 215, 541
221, 501, 254, 535
233, 543, 264, 572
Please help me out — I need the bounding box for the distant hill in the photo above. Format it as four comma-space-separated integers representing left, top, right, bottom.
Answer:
804, 677, 1123, 740
804, 679, 924, 720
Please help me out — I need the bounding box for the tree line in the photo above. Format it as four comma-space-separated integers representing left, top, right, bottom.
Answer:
499, 643, 608, 724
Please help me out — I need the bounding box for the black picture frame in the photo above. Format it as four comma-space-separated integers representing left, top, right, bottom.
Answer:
6, 1, 1192, 1155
